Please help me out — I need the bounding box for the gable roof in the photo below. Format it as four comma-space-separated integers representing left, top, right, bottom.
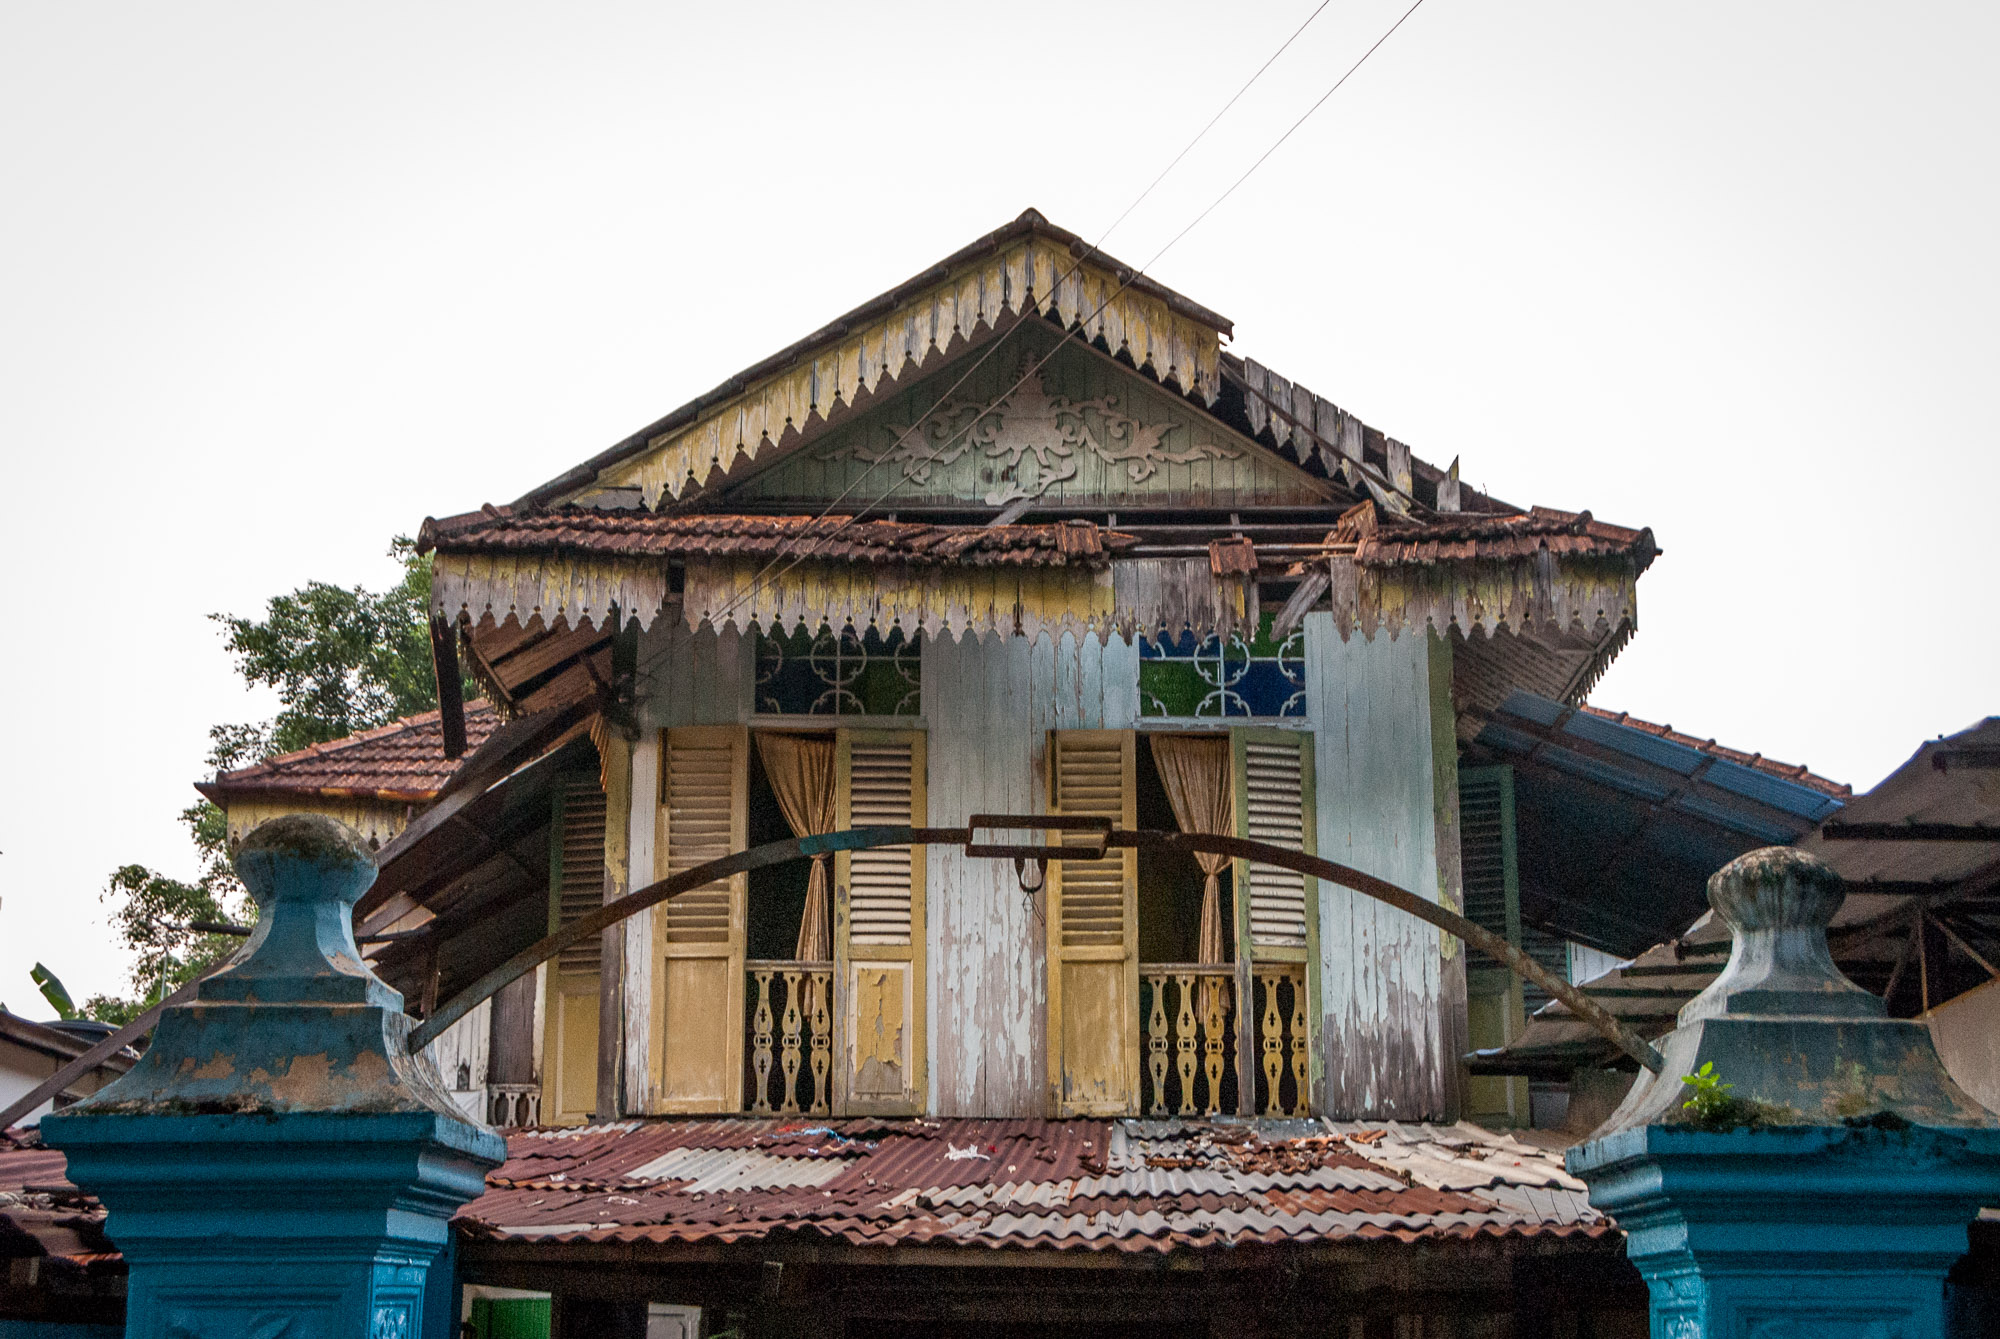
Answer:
516, 209, 1235, 512
507, 208, 1517, 523
196, 703, 500, 805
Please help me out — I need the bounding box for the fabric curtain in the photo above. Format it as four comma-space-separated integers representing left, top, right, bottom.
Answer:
1148, 734, 1234, 965
755, 732, 838, 962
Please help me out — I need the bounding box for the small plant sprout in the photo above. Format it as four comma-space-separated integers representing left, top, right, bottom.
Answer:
1680, 1061, 1735, 1122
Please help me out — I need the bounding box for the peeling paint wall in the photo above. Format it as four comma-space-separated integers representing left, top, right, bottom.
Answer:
418, 997, 491, 1123
924, 630, 1138, 1116
1304, 613, 1450, 1119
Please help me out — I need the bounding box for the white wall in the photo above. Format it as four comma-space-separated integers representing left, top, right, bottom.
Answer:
1303, 614, 1451, 1118
923, 629, 1138, 1116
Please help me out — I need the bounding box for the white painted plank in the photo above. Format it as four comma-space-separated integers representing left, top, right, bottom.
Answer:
1304, 614, 1446, 1119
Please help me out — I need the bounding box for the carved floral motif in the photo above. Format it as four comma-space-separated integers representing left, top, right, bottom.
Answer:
819, 355, 1241, 506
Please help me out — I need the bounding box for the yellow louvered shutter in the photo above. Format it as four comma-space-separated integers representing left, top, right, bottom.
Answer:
1046, 729, 1138, 1117
1239, 735, 1312, 948
834, 730, 926, 1115
1231, 728, 1319, 1115
657, 725, 747, 1113
544, 777, 605, 1125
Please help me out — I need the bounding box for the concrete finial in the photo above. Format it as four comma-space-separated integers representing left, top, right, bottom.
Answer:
1706, 845, 1844, 935
1585, 845, 1997, 1134
58, 813, 473, 1118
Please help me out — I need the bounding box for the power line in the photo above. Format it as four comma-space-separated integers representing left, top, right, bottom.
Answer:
694, 3, 1340, 631
703, 0, 1426, 632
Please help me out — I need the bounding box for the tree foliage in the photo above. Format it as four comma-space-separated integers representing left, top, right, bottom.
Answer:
75, 538, 461, 1023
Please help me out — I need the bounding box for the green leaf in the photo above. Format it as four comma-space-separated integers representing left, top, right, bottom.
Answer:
30, 963, 77, 1020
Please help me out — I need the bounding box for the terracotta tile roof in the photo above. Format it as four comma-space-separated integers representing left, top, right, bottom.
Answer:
1354, 507, 1657, 570
1577, 704, 1851, 799
453, 1117, 1607, 1253
420, 508, 1137, 569
196, 702, 499, 803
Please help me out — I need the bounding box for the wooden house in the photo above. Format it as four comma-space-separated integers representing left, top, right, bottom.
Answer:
150, 210, 1872, 1333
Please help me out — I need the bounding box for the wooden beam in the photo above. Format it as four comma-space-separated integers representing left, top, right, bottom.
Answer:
432, 615, 467, 760
1932, 914, 2000, 982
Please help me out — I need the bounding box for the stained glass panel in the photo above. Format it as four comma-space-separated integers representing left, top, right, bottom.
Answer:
755, 625, 921, 717
1138, 613, 1305, 720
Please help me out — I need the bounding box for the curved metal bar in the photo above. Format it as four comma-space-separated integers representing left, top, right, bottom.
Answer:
1106, 830, 1665, 1074
404, 827, 966, 1052
404, 823, 1665, 1074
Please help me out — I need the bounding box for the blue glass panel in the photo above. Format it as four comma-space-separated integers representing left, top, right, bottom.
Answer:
754, 625, 920, 716
1137, 614, 1304, 719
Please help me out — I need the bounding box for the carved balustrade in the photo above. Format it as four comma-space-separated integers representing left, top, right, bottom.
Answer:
1140, 963, 1308, 1117
745, 960, 833, 1115
1251, 962, 1309, 1117
1138, 966, 1236, 1117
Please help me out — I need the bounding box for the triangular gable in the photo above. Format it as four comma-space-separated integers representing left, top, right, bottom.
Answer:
711, 323, 1337, 512
551, 210, 1232, 511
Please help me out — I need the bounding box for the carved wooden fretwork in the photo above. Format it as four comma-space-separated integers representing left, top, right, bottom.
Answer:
820, 355, 1243, 506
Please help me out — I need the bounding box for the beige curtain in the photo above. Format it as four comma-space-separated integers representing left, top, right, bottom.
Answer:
1149, 734, 1233, 965
755, 733, 837, 962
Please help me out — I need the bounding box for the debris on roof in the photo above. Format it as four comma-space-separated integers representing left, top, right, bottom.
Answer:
455, 1117, 1605, 1253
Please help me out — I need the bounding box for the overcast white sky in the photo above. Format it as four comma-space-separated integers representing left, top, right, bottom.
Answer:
2, 2, 1993, 1009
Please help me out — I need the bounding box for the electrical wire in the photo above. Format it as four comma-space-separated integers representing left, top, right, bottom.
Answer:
700, 0, 1426, 631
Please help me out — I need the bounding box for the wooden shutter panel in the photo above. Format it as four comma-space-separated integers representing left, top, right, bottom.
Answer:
1459, 765, 1527, 1125
835, 730, 926, 1115
555, 782, 608, 974
846, 736, 917, 945
544, 776, 605, 1125
1047, 729, 1137, 1117
657, 725, 747, 1113
1240, 736, 1310, 948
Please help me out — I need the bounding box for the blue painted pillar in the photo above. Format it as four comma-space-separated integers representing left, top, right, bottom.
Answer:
1567, 848, 2000, 1338
43, 816, 507, 1339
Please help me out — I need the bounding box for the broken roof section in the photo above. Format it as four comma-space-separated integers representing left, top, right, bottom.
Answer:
457, 1117, 1604, 1253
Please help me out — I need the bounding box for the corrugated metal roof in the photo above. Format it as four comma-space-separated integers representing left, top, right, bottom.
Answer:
458, 1116, 1606, 1254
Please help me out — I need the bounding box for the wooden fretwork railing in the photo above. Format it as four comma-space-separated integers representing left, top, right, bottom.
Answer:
1251, 962, 1309, 1117
1140, 963, 1308, 1117
1139, 966, 1236, 1117
745, 960, 833, 1115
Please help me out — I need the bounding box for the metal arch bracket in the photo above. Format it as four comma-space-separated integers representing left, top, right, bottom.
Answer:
401, 818, 1667, 1076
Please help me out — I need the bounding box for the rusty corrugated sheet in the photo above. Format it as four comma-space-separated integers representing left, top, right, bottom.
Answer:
456, 1117, 1605, 1254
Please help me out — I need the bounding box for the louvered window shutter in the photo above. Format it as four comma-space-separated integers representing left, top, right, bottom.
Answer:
834, 730, 926, 1114
555, 781, 608, 974
1458, 765, 1527, 1125
658, 725, 748, 1113
1238, 735, 1312, 949
1047, 730, 1138, 1117
545, 776, 606, 1124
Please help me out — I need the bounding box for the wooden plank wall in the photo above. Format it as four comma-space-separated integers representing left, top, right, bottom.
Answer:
923, 630, 1139, 1116
1303, 613, 1452, 1119
620, 622, 754, 1113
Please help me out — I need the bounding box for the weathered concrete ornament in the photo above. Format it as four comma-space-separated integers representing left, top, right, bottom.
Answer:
1568, 847, 2000, 1338
43, 814, 506, 1339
